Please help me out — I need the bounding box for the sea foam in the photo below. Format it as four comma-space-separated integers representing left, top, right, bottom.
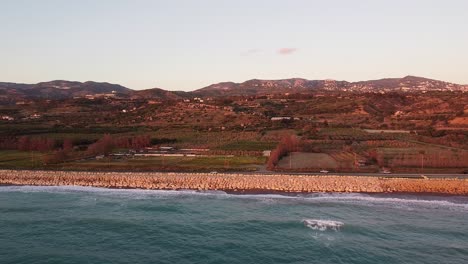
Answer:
1, 186, 467, 212
303, 219, 344, 231
301, 193, 468, 212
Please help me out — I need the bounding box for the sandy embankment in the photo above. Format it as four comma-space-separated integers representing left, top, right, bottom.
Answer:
0, 170, 467, 195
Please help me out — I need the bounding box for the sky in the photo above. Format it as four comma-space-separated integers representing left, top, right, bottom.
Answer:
1, 0, 468, 91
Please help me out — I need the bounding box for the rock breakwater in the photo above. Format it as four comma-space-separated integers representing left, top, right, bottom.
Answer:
1, 170, 467, 195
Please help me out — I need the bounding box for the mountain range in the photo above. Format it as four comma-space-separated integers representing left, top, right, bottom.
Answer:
1, 76, 466, 101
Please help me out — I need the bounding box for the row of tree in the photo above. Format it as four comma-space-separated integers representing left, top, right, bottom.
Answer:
267, 135, 301, 169
0, 136, 73, 152
86, 134, 153, 156
45, 134, 155, 164
0, 134, 155, 153
389, 151, 468, 168
113, 135, 152, 150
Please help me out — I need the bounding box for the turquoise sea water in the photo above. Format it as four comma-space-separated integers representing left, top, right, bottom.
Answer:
0, 186, 467, 264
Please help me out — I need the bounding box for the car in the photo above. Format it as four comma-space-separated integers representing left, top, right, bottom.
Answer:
320, 170, 329, 174
210, 171, 218, 174
382, 170, 391, 174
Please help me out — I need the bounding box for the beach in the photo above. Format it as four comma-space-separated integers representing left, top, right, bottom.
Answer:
1, 170, 467, 195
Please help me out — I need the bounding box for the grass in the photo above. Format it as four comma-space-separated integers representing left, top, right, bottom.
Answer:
377, 147, 468, 169
0, 150, 47, 168
0, 123, 150, 136
57, 155, 267, 171
34, 133, 103, 140
377, 147, 450, 157
318, 128, 368, 136
277, 152, 338, 169
180, 156, 266, 167
364, 129, 410, 134
216, 141, 277, 151
151, 130, 261, 148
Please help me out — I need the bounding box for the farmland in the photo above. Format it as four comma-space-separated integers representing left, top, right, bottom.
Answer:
0, 90, 466, 173
0, 150, 47, 169
277, 152, 338, 170
52, 156, 266, 172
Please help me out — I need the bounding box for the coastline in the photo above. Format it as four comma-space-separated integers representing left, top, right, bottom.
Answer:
1, 170, 467, 195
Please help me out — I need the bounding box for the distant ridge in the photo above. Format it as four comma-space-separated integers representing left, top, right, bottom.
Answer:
0, 80, 131, 100
193, 76, 467, 97
131, 88, 191, 100
1, 76, 466, 100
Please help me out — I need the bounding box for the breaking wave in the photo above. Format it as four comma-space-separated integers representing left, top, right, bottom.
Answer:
303, 219, 344, 231
0, 185, 230, 200
1, 186, 467, 211
300, 193, 468, 212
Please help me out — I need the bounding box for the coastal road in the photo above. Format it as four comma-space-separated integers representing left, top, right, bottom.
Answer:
333, 173, 468, 179
234, 172, 468, 179
11, 169, 467, 179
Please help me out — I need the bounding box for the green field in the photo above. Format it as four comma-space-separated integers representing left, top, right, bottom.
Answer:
216, 141, 277, 151
277, 152, 338, 169
55, 155, 267, 171
0, 150, 47, 169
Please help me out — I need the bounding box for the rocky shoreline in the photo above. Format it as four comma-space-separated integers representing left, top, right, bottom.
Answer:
0, 170, 467, 195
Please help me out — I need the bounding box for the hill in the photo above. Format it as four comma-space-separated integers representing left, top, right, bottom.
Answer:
131, 88, 190, 100
1, 76, 466, 101
192, 76, 467, 97
0, 80, 132, 100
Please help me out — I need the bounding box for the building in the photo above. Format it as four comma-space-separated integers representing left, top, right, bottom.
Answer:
1, 115, 14, 121
271, 117, 292, 121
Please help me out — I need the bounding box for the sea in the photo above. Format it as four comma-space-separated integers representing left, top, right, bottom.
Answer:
0, 186, 467, 264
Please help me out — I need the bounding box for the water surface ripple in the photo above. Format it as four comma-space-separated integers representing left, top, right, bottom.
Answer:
1, 186, 467, 264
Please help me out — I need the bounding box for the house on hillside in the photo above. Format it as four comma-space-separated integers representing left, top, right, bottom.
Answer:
271, 117, 292, 121
193, 97, 204, 103
160, 146, 175, 151
1, 115, 14, 121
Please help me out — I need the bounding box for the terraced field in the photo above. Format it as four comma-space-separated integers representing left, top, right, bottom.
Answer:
277, 152, 338, 169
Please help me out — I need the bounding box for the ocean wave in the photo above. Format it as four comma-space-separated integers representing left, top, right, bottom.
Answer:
230, 192, 468, 212
301, 193, 468, 212
228, 192, 468, 211
303, 219, 344, 231
1, 186, 467, 211
0, 185, 229, 198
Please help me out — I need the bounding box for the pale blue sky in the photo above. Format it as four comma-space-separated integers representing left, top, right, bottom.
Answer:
1, 0, 468, 90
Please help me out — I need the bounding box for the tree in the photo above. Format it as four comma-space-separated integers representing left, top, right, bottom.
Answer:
267, 135, 301, 169
63, 138, 73, 152
87, 134, 115, 156
18, 136, 31, 151
0, 137, 17, 150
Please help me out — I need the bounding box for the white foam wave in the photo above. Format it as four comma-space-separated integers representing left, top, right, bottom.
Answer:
236, 192, 468, 211
230, 192, 468, 212
303, 219, 344, 231
302, 193, 468, 212
0, 185, 228, 198
1, 186, 466, 211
